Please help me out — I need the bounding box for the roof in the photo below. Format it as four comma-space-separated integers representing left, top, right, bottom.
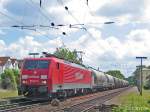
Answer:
0, 57, 22, 67
10, 59, 17, 65
17, 59, 24, 68
143, 68, 150, 71
0, 57, 10, 66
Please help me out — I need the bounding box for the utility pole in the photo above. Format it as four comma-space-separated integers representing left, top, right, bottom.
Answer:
136, 56, 147, 96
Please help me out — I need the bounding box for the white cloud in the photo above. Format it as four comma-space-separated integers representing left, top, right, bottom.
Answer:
143, 0, 150, 20
0, 40, 6, 55
65, 28, 150, 77
0, 30, 5, 35
125, 29, 150, 57
0, 28, 150, 77
2, 36, 63, 58
0, 0, 150, 77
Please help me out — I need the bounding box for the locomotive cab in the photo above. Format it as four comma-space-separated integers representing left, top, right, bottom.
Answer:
20, 58, 51, 99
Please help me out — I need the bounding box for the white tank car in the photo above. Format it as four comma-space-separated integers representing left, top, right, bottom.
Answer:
92, 70, 108, 90
124, 80, 129, 86
91, 69, 129, 90
105, 74, 115, 89
113, 77, 119, 88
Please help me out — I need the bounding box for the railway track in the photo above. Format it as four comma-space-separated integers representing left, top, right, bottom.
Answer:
0, 97, 49, 112
52, 87, 131, 112
0, 87, 131, 112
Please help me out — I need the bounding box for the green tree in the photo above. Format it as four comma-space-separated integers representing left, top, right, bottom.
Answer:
1, 69, 17, 90
106, 70, 125, 79
12, 69, 20, 85
144, 79, 150, 89
133, 66, 150, 89
54, 47, 82, 64
126, 76, 136, 85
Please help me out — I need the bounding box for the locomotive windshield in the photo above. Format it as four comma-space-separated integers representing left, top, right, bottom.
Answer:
24, 60, 49, 69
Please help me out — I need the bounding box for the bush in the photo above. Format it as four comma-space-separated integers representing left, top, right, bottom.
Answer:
12, 69, 20, 85
144, 80, 150, 90
0, 79, 1, 88
1, 69, 17, 90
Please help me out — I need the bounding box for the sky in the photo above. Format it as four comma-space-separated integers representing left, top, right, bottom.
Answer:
0, 0, 150, 77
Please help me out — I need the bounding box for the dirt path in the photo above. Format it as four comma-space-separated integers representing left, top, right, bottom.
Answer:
23, 87, 134, 112
104, 86, 138, 106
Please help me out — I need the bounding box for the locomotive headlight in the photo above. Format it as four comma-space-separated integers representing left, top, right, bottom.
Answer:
22, 80, 27, 84
41, 80, 47, 84
40, 75, 47, 79
22, 75, 28, 79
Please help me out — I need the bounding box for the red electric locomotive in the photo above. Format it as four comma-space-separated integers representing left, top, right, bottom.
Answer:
19, 53, 129, 100
20, 56, 93, 100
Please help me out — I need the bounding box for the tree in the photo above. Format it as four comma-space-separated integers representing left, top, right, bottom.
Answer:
106, 70, 125, 79
143, 75, 150, 89
133, 66, 150, 89
126, 76, 136, 85
53, 47, 82, 64
12, 69, 20, 85
144, 79, 150, 89
1, 69, 17, 90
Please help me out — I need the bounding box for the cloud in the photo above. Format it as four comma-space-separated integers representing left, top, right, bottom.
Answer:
66, 28, 150, 77
2, 36, 63, 58
0, 28, 150, 77
97, 0, 143, 17
0, 0, 150, 78
0, 30, 5, 35
143, 0, 150, 19
125, 29, 150, 57
0, 39, 6, 55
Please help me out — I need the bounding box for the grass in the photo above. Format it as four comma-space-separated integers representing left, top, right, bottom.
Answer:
112, 89, 150, 112
0, 89, 18, 99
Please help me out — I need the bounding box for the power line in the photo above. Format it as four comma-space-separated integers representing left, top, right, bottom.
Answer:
0, 0, 24, 25
57, 0, 86, 25
25, 0, 52, 22
0, 11, 24, 25
25, 0, 70, 36
57, 0, 87, 35
0, 7, 51, 38
57, 0, 115, 40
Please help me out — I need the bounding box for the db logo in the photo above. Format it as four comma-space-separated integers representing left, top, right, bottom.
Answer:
34, 71, 37, 75
75, 73, 84, 80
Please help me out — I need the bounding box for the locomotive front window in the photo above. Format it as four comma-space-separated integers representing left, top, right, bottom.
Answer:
24, 60, 37, 70
24, 60, 49, 69
37, 60, 49, 69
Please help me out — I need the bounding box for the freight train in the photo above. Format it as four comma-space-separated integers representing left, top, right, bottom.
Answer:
19, 54, 129, 100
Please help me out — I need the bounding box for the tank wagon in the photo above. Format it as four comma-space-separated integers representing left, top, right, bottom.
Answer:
19, 56, 129, 100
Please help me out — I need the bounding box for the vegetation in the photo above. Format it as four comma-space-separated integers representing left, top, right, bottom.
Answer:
12, 69, 20, 85
106, 70, 125, 79
144, 79, 150, 90
133, 66, 150, 89
0, 90, 18, 99
54, 47, 82, 65
112, 90, 150, 112
0, 69, 20, 90
126, 76, 136, 85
